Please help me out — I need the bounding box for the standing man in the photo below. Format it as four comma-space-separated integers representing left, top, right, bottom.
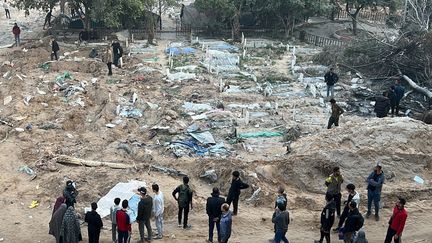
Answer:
226, 171, 249, 216
315, 193, 335, 243
85, 202, 103, 243
366, 165, 385, 221
103, 45, 113, 76
325, 167, 344, 217
152, 184, 164, 240
110, 198, 121, 243
374, 92, 391, 118
327, 98, 344, 129
51, 37, 60, 61
272, 203, 290, 243
136, 187, 153, 243
393, 80, 405, 116
206, 187, 225, 243
63, 180, 78, 208
112, 41, 123, 68
12, 23, 21, 47
384, 197, 408, 243
172, 176, 193, 229
335, 183, 360, 231
116, 200, 132, 243
44, 10, 53, 29
220, 203, 232, 243
3, 0, 10, 19
342, 201, 364, 243
324, 68, 339, 97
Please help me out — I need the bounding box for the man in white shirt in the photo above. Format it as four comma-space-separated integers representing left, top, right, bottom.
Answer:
152, 184, 164, 239
3, 0, 10, 19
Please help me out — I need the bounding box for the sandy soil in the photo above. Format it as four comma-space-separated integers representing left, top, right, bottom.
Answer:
0, 3, 432, 243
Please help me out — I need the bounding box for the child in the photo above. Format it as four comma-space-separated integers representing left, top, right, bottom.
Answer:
110, 198, 121, 243
220, 203, 232, 243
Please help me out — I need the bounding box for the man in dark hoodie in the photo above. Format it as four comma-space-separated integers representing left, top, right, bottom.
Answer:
85, 202, 103, 243
226, 171, 249, 215
272, 203, 290, 243
374, 92, 391, 118
136, 187, 153, 242
342, 201, 364, 243
315, 193, 336, 243
206, 187, 226, 243
63, 180, 78, 208
324, 68, 339, 97
111, 41, 123, 68
366, 165, 385, 221
172, 176, 193, 229
51, 37, 60, 61
393, 80, 405, 115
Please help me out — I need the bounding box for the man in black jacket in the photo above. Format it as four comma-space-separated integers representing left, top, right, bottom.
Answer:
315, 193, 335, 243
85, 202, 103, 243
137, 187, 153, 242
172, 176, 193, 229
342, 201, 364, 243
63, 180, 78, 208
51, 37, 60, 61
226, 171, 249, 215
324, 68, 339, 97
374, 92, 391, 118
206, 187, 225, 243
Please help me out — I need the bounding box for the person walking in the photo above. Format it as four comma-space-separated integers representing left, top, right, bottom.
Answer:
393, 80, 405, 115
342, 201, 364, 243
111, 41, 123, 68
374, 92, 391, 118
272, 203, 290, 243
220, 203, 232, 243
49, 203, 67, 243
324, 68, 339, 97
353, 230, 368, 243
315, 193, 335, 243
137, 187, 153, 243
63, 180, 79, 208
334, 183, 360, 231
172, 176, 193, 229
51, 37, 60, 61
103, 45, 113, 76
44, 10, 53, 29
3, 0, 10, 19
206, 187, 226, 243
226, 171, 249, 215
52, 196, 66, 216
327, 98, 344, 129
152, 184, 164, 240
110, 198, 121, 243
384, 198, 408, 243
85, 202, 103, 243
12, 23, 21, 47
325, 167, 344, 217
60, 206, 82, 243
366, 165, 385, 221
116, 200, 132, 243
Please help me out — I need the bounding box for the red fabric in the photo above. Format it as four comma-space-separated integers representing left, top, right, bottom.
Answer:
390, 206, 407, 236
116, 209, 131, 232
12, 26, 21, 35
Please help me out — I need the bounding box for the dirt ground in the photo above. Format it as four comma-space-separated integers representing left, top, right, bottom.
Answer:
1, 3, 432, 243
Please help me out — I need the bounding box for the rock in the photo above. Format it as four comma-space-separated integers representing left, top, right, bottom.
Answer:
3, 96, 12, 105
200, 169, 218, 183
255, 165, 275, 180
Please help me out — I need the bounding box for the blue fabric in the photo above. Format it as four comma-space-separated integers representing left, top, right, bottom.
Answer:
166, 47, 196, 56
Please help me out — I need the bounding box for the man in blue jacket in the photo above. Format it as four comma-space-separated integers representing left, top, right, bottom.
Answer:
392, 80, 405, 115
366, 165, 385, 221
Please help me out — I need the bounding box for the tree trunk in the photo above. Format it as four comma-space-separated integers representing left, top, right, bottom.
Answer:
60, 0, 66, 14
231, 11, 241, 42
84, 5, 90, 30
352, 15, 358, 35
159, 0, 163, 30
401, 75, 432, 99
146, 14, 155, 45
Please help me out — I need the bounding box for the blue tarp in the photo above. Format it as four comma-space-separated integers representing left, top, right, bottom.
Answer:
166, 47, 196, 56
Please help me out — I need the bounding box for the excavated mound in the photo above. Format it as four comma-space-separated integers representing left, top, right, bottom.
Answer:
275, 117, 432, 193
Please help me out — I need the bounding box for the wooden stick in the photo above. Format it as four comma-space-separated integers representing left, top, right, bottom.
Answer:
56, 155, 134, 169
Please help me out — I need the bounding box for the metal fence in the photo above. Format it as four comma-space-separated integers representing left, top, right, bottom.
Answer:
301, 31, 346, 47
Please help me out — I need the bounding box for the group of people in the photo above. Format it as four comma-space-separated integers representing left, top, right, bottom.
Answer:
314, 165, 408, 243
103, 42, 124, 76
374, 80, 406, 118
325, 67, 407, 129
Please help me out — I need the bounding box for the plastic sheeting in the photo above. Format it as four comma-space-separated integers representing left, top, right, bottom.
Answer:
190, 131, 216, 144
166, 47, 196, 56
96, 180, 146, 222
238, 131, 283, 138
